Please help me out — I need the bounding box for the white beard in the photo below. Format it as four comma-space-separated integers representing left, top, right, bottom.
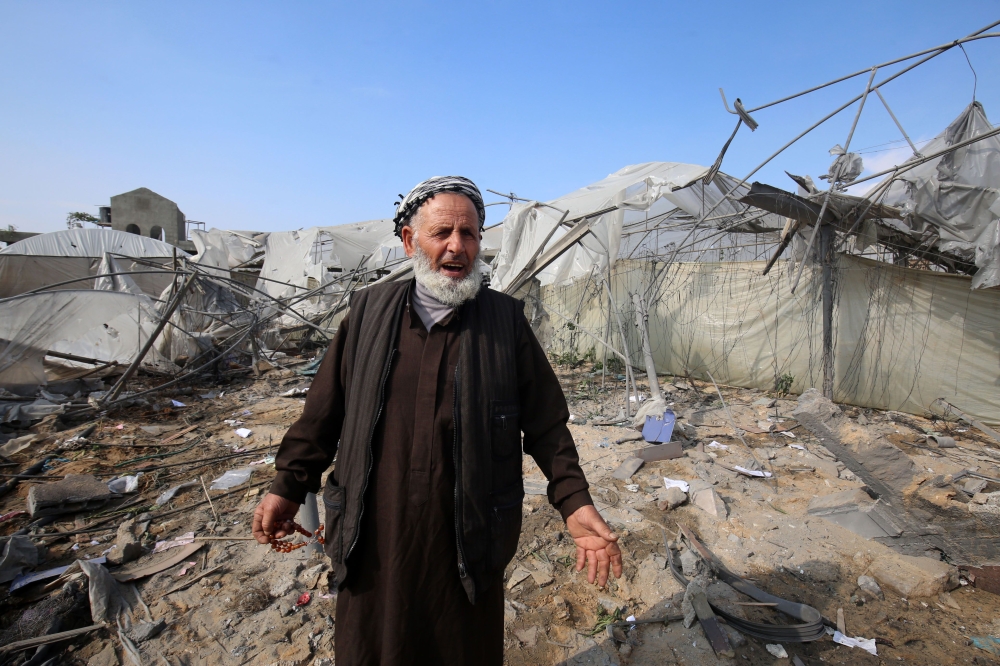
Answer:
412, 244, 483, 307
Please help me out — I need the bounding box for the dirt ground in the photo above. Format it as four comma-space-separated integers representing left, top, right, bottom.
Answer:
2, 360, 1000, 665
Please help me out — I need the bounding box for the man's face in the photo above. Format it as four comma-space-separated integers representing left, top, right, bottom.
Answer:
401, 192, 481, 280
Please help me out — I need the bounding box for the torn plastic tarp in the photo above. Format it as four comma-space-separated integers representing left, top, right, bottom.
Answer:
875, 101, 1000, 289
490, 162, 784, 291
210, 468, 253, 490
0, 290, 179, 389
0, 227, 186, 259
0, 535, 38, 583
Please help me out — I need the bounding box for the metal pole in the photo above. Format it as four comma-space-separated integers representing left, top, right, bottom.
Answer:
790, 66, 878, 295
632, 289, 661, 402
874, 89, 922, 158
820, 223, 836, 399
101, 272, 197, 405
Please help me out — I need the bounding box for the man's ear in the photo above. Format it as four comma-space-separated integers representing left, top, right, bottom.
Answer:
401, 224, 416, 258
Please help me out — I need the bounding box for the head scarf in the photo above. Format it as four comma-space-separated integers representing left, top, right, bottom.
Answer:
393, 176, 486, 238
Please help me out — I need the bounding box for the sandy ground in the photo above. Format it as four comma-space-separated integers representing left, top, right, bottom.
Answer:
2, 362, 1000, 665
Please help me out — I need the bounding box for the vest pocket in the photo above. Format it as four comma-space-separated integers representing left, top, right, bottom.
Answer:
490, 400, 521, 459
322, 477, 345, 563
489, 482, 525, 572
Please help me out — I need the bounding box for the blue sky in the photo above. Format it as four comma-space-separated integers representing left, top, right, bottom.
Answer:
2, 1, 998, 234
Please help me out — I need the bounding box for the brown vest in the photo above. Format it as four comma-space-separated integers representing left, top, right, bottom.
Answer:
321, 280, 525, 603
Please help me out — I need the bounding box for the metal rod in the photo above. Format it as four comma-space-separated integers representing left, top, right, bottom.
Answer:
736, 25, 1000, 114
101, 272, 198, 405
790, 66, 878, 295
874, 88, 922, 157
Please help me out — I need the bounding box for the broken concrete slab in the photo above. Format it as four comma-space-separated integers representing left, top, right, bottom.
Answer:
656, 486, 687, 511
867, 553, 959, 598
634, 442, 683, 462
612, 456, 644, 481
858, 575, 884, 600
106, 518, 143, 566
690, 482, 727, 519
969, 491, 1000, 525
807, 489, 903, 539
792, 389, 917, 496
26, 474, 114, 518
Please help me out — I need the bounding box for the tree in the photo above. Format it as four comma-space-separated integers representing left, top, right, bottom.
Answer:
66, 211, 99, 229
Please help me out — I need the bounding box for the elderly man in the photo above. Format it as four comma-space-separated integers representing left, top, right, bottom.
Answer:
252, 176, 622, 665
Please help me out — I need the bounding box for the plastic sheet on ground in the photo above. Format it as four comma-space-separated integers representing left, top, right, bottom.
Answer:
0, 535, 38, 584
210, 468, 253, 490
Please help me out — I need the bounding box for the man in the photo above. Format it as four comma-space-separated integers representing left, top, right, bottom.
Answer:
252, 176, 622, 665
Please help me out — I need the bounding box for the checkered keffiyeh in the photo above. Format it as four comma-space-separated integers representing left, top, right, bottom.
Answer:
392, 176, 486, 238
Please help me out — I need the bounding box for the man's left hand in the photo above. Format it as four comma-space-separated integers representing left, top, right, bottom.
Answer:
566, 505, 623, 587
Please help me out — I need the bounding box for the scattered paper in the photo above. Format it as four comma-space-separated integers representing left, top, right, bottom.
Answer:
663, 477, 690, 493
234, 428, 252, 438
171, 400, 187, 407
177, 561, 198, 576
248, 455, 276, 466
765, 644, 788, 658
788, 443, 806, 450
223, 419, 243, 426
780, 431, 797, 438
707, 441, 728, 450
152, 532, 196, 554
832, 631, 877, 655
115, 424, 125, 430
734, 466, 773, 478
624, 484, 639, 492
280, 387, 309, 397
200, 391, 219, 399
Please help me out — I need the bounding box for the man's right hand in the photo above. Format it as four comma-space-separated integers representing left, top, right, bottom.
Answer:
252, 493, 301, 544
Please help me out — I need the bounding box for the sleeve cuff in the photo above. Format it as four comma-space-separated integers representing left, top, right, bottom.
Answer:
557, 488, 594, 522
269, 471, 309, 505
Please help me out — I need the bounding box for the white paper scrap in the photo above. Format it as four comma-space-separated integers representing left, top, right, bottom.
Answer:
663, 477, 690, 493
788, 443, 806, 450
171, 400, 187, 407
234, 428, 252, 438
779, 431, 797, 438
152, 532, 196, 554
625, 484, 639, 492
734, 466, 773, 478
707, 441, 729, 449
832, 631, 877, 655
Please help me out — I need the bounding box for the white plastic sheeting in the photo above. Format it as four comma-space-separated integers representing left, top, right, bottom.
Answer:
877, 102, 1000, 288
538, 255, 1000, 426
0, 228, 186, 258
255, 220, 403, 319
191, 229, 267, 276
489, 162, 783, 291
0, 290, 179, 388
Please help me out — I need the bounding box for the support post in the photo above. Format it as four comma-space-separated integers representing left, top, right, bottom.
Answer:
632, 290, 661, 402
102, 272, 197, 405
820, 222, 835, 399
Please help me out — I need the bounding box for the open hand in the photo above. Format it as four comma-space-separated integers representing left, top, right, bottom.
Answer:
566, 504, 623, 587
252, 493, 301, 544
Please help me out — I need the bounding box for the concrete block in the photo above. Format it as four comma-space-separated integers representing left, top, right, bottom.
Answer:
867, 553, 958, 598
969, 491, 1000, 525
807, 490, 902, 540
27, 474, 113, 518
691, 486, 727, 520
857, 575, 884, 600
106, 518, 143, 566
612, 457, 644, 481
656, 486, 687, 511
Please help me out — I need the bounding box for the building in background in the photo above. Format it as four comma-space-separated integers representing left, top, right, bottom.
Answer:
108, 187, 195, 252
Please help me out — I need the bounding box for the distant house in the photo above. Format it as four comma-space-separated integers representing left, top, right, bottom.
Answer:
109, 188, 194, 251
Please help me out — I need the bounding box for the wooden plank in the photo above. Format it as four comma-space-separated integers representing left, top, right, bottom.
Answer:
160, 424, 199, 445
0, 623, 104, 653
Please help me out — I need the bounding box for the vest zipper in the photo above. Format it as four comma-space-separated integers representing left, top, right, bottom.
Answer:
345, 347, 396, 561
453, 363, 468, 579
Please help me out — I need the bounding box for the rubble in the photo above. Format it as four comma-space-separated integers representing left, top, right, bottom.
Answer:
867, 552, 959, 598
26, 474, 115, 518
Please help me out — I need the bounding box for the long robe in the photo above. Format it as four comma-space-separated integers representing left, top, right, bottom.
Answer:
271, 289, 592, 666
